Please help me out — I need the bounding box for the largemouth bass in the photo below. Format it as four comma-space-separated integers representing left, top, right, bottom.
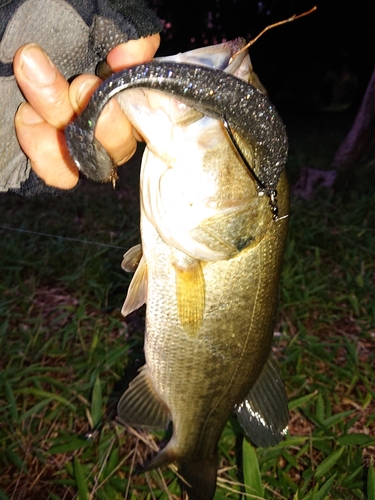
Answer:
65, 39, 289, 500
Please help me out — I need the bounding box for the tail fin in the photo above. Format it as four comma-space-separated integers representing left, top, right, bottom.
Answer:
141, 442, 177, 472
140, 438, 218, 499
179, 456, 218, 500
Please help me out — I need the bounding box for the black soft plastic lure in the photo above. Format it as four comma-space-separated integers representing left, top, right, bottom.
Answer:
65, 62, 288, 199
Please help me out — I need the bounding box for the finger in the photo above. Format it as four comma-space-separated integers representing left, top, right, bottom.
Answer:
94, 34, 161, 151
15, 103, 79, 189
106, 34, 161, 71
13, 43, 74, 129
69, 74, 137, 165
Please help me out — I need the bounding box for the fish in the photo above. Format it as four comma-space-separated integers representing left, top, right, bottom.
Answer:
65, 39, 289, 500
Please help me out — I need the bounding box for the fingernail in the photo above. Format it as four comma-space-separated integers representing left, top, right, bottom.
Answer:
75, 77, 99, 111
18, 103, 44, 125
73, 75, 107, 115
20, 44, 57, 85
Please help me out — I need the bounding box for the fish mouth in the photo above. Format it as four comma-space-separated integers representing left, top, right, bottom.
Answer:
155, 37, 249, 75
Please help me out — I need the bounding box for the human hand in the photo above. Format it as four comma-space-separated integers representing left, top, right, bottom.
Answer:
13, 34, 160, 190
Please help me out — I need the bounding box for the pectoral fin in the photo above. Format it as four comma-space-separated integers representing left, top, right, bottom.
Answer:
174, 257, 205, 337
121, 244, 142, 272
237, 355, 289, 447
121, 255, 147, 317
117, 366, 170, 429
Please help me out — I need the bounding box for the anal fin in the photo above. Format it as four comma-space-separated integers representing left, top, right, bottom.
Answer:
117, 366, 170, 429
236, 354, 289, 447
174, 256, 205, 337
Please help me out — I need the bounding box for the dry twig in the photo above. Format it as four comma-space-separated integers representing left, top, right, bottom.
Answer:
230, 6, 317, 62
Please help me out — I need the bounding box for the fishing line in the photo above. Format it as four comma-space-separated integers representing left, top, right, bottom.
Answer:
221, 114, 266, 191
0, 224, 127, 250
221, 115, 282, 220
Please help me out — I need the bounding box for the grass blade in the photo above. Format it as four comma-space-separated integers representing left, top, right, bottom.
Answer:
48, 436, 90, 454
0, 489, 10, 500
4, 380, 18, 422
368, 462, 375, 500
74, 455, 89, 500
21, 398, 53, 420
242, 439, 264, 498
314, 447, 344, 478
5, 448, 27, 473
288, 392, 317, 411
337, 434, 375, 446
91, 375, 103, 429
312, 474, 336, 500
17, 388, 76, 411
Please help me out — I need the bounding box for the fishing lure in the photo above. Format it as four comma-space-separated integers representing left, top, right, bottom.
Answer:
65, 62, 288, 196
222, 115, 284, 221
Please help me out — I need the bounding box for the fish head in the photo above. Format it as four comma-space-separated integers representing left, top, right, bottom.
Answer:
116, 40, 277, 261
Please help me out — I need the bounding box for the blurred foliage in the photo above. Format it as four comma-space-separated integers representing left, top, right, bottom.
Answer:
148, 0, 375, 112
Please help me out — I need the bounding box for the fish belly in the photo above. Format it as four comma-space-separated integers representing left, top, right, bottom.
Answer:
142, 171, 289, 461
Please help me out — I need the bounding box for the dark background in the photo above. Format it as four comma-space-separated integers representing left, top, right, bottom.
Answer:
146, 0, 375, 115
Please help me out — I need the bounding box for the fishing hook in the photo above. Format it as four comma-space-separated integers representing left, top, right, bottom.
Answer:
221, 114, 282, 221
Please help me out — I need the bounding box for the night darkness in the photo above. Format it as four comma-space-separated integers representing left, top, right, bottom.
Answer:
147, 0, 375, 114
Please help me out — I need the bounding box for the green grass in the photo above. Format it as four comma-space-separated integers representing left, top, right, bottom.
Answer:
1, 115, 374, 499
